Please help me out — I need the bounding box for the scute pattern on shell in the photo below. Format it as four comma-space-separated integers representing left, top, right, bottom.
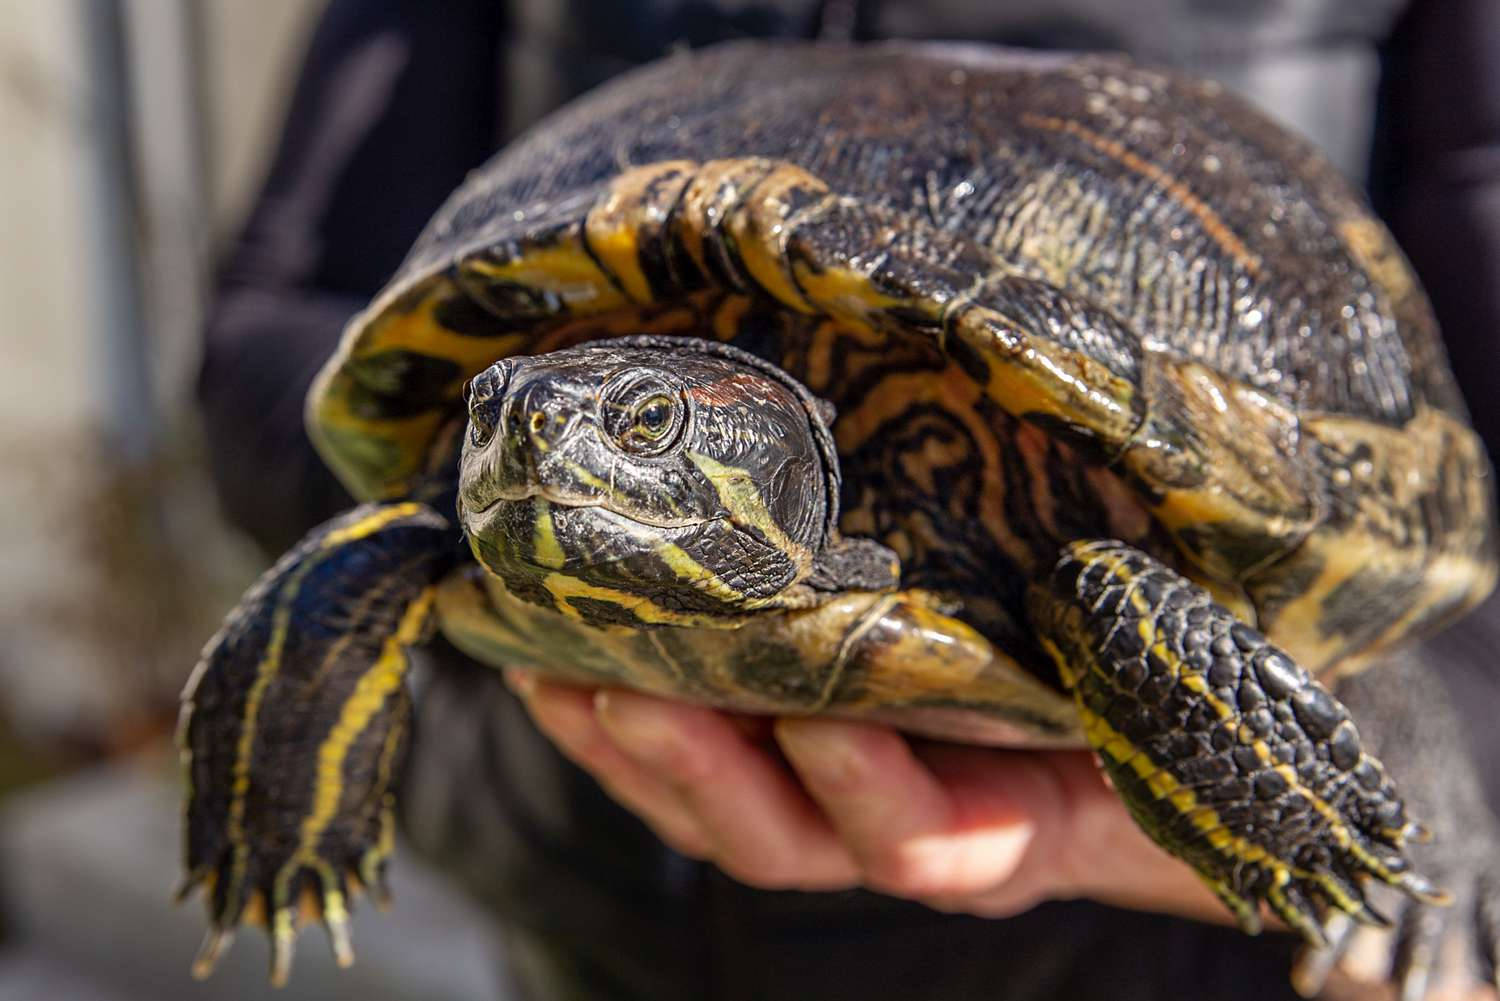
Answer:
397, 42, 1462, 426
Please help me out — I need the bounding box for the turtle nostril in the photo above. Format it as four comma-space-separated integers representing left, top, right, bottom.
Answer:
468, 408, 499, 448
466, 363, 510, 448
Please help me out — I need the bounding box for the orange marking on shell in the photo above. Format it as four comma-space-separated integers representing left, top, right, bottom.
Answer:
1020, 113, 1262, 277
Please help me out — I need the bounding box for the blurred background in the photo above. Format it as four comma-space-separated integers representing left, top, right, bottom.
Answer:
1, 1, 1496, 999
0, 2, 505, 998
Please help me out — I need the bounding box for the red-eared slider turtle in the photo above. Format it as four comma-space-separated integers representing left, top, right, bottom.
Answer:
179, 42, 1500, 995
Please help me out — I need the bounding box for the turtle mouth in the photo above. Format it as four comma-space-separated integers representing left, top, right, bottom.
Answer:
463, 483, 598, 517
463, 494, 729, 585
460, 483, 715, 531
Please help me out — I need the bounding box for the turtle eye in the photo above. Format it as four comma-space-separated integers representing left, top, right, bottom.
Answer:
633, 395, 676, 439
602, 372, 686, 457
467, 364, 509, 448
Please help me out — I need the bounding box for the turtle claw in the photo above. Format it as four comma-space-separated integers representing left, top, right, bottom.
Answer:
1340, 896, 1393, 934
1397, 871, 1450, 906
1268, 880, 1331, 949
321, 891, 357, 968
266, 876, 366, 986
1405, 822, 1435, 846
191, 926, 234, 980
269, 911, 297, 989
178, 850, 387, 986
1290, 843, 1500, 1000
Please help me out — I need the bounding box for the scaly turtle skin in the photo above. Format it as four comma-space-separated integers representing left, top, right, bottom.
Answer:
179, 42, 1499, 994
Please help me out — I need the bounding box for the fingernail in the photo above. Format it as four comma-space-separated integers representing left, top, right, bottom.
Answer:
504, 668, 536, 697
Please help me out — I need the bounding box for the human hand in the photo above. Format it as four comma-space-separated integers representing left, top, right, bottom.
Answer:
502, 669, 1226, 922
506, 672, 1500, 1000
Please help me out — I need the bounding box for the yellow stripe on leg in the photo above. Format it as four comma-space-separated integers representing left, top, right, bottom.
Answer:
295, 589, 433, 859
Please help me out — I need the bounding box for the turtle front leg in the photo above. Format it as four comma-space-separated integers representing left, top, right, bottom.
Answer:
178, 502, 454, 985
1026, 539, 1442, 944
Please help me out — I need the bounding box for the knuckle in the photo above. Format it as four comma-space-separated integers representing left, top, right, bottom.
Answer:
657, 748, 718, 788
527, 703, 596, 753
602, 723, 680, 768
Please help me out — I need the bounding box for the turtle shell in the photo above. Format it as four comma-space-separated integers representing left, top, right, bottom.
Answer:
308, 42, 1495, 696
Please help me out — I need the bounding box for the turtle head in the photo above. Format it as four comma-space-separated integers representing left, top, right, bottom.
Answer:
457, 336, 897, 627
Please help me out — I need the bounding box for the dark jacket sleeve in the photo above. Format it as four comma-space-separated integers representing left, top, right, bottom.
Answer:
1373, 0, 1500, 810
198, 0, 503, 554
1374, 0, 1500, 453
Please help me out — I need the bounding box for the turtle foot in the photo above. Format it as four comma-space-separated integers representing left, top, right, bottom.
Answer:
1030, 541, 1441, 951
176, 503, 446, 984
179, 830, 394, 986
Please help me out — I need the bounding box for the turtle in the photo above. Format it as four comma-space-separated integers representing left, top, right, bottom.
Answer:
178, 41, 1500, 996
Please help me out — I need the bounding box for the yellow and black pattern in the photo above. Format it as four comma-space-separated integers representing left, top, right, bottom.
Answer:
1029, 540, 1439, 941
786, 310, 1168, 664
311, 132, 1493, 672
435, 565, 1082, 742
304, 43, 1493, 676
177, 503, 454, 985
456, 336, 899, 629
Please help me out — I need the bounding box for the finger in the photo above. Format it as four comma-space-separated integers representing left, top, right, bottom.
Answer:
775, 720, 958, 898
915, 742, 1082, 912
1338, 921, 1398, 987
920, 745, 1227, 922
914, 743, 1138, 915
506, 671, 711, 857
777, 719, 1040, 902
596, 690, 860, 890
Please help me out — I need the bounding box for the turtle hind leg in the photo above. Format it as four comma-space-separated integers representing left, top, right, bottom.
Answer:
1026, 539, 1439, 943
178, 502, 454, 985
